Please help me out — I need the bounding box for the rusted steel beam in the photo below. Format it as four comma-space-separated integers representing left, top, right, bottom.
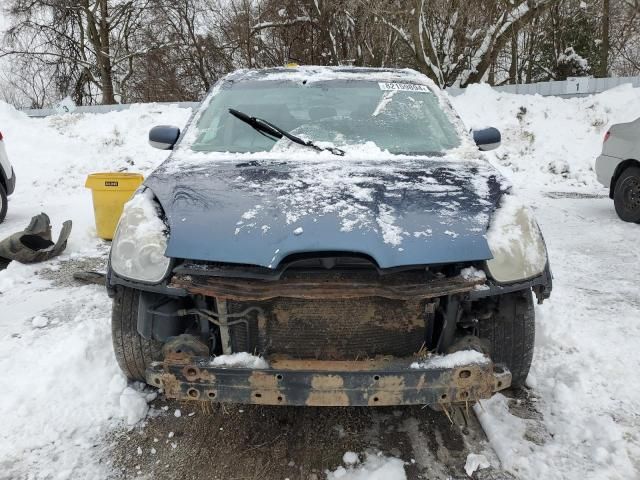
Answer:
169, 273, 484, 301
147, 356, 511, 407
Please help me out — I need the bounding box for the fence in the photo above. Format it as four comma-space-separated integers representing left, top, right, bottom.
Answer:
446, 75, 640, 97
21, 101, 200, 118
19, 76, 640, 117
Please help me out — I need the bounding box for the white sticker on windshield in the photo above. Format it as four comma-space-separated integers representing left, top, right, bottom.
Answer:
378, 82, 430, 93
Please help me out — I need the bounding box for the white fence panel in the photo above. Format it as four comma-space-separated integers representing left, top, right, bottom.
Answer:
447, 76, 640, 97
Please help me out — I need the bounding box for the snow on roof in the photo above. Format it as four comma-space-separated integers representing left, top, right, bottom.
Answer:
224, 65, 439, 90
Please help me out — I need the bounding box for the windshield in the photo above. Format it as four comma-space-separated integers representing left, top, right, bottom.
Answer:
190, 79, 461, 155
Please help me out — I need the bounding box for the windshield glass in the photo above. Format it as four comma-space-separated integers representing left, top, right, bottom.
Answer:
191, 79, 461, 155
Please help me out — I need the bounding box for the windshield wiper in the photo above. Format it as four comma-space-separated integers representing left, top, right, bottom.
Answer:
229, 108, 345, 156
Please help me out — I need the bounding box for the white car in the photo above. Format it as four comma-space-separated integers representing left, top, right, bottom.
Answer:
595, 117, 640, 223
0, 130, 16, 223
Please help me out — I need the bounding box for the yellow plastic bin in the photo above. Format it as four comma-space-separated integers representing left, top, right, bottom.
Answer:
85, 172, 144, 240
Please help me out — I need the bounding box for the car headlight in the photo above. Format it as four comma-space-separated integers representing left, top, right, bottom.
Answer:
485, 194, 547, 283
110, 188, 171, 283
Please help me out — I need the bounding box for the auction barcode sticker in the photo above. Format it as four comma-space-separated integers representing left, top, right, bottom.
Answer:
378, 82, 430, 92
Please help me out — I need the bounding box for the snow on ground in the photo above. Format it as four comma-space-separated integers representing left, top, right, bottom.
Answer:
0, 104, 191, 477
464, 453, 490, 476
452, 83, 640, 191
1, 82, 640, 478
453, 85, 640, 479
326, 451, 406, 480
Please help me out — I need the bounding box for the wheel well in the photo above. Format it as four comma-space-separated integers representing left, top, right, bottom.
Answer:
610, 159, 640, 199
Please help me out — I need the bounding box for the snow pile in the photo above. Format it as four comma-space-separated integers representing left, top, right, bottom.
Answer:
459, 266, 487, 281
0, 270, 154, 477
342, 451, 360, 465
452, 83, 640, 192
118, 384, 156, 425
465, 453, 490, 476
456, 85, 640, 478
471, 187, 640, 478
475, 391, 637, 478
410, 350, 489, 369
0, 101, 191, 256
326, 451, 406, 480
210, 352, 270, 369
31, 314, 49, 328
0, 102, 190, 477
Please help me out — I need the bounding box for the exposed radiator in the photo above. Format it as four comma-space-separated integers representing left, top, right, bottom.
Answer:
228, 297, 427, 360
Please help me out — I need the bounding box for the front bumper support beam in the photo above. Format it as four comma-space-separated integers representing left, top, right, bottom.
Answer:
147, 355, 511, 407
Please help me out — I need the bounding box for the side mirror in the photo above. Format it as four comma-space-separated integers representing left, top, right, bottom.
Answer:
473, 127, 501, 151
149, 125, 181, 150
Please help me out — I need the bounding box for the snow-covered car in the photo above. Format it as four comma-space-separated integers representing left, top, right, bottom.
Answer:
107, 66, 552, 407
0, 130, 16, 223
595, 117, 640, 222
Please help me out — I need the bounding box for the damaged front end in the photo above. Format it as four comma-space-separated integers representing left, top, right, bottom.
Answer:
148, 347, 510, 407
129, 257, 533, 407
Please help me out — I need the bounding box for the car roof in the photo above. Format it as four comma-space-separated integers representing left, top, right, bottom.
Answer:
222, 65, 436, 88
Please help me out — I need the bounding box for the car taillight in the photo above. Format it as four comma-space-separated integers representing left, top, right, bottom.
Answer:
604, 131, 610, 142
0, 131, 3, 141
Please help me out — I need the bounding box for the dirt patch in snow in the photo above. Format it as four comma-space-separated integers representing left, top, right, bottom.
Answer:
107, 401, 510, 479
39, 255, 108, 287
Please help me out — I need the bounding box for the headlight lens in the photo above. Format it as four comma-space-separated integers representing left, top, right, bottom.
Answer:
110, 188, 171, 283
485, 195, 547, 283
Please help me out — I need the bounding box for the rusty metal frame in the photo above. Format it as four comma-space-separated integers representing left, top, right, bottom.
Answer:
169, 272, 484, 301
147, 355, 511, 407
214, 298, 233, 354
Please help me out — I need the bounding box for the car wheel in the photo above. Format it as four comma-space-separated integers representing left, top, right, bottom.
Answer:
0, 183, 7, 223
614, 166, 640, 223
478, 290, 535, 388
112, 286, 163, 382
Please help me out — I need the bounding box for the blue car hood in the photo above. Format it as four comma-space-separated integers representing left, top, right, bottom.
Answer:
146, 155, 507, 269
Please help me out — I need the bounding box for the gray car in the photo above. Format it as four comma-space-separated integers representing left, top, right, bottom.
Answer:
0, 130, 17, 223
595, 117, 640, 222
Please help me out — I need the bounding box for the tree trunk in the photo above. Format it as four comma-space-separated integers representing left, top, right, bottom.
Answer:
509, 29, 518, 84
599, 0, 610, 77
81, 0, 117, 104
99, 0, 115, 104
462, 0, 560, 86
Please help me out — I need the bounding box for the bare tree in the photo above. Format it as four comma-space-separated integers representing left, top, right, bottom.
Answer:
1, 0, 168, 104
599, 0, 611, 76
1, 0, 640, 107
370, 0, 562, 87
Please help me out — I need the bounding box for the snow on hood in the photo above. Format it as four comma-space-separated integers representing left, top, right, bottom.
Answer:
146, 145, 509, 268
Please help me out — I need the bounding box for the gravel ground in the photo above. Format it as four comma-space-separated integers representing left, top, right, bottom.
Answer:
107, 399, 515, 480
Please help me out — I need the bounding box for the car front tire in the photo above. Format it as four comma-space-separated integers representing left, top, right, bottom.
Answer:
614, 166, 640, 223
478, 290, 535, 388
112, 286, 163, 382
